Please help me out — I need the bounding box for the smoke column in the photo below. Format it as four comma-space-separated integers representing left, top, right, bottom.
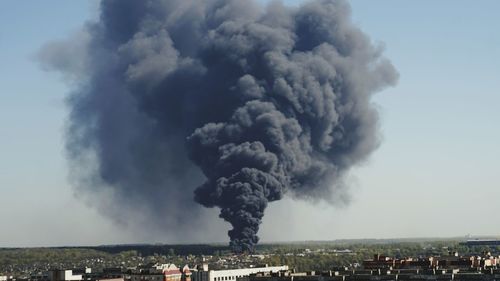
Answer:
40, 0, 397, 252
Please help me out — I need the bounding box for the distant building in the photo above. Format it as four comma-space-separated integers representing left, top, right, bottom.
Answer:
162, 264, 182, 281
192, 265, 288, 281
128, 263, 191, 281
181, 265, 192, 281
362, 252, 500, 271
244, 267, 500, 281
47, 269, 89, 281
129, 272, 164, 281
101, 268, 126, 280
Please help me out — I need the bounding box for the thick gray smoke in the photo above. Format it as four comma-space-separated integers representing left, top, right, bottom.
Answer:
40, 0, 397, 252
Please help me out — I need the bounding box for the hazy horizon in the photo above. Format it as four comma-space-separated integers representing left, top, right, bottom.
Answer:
3, 235, 498, 249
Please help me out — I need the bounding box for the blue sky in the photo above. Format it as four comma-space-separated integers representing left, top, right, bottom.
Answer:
0, 0, 499, 246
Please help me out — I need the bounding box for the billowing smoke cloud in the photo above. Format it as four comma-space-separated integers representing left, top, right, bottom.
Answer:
40, 0, 397, 252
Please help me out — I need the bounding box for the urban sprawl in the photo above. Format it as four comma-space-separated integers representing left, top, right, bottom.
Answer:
3, 240, 500, 281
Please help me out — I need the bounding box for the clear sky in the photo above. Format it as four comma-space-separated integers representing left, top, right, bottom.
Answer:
0, 0, 499, 247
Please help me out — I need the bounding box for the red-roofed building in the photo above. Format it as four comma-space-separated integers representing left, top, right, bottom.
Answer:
159, 264, 182, 281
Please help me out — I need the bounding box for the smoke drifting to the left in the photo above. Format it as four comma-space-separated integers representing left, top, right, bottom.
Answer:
39, 0, 398, 252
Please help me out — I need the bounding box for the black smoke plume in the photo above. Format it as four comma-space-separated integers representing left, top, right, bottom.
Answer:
40, 0, 397, 252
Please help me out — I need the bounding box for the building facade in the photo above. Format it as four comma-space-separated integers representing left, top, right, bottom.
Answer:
192, 266, 289, 281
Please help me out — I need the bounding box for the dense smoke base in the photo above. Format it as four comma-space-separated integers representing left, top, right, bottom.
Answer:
41, 0, 397, 252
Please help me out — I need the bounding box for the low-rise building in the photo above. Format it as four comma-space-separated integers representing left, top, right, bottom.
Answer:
128, 264, 191, 281
47, 270, 86, 281
129, 270, 164, 281
192, 265, 288, 281
160, 264, 182, 281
